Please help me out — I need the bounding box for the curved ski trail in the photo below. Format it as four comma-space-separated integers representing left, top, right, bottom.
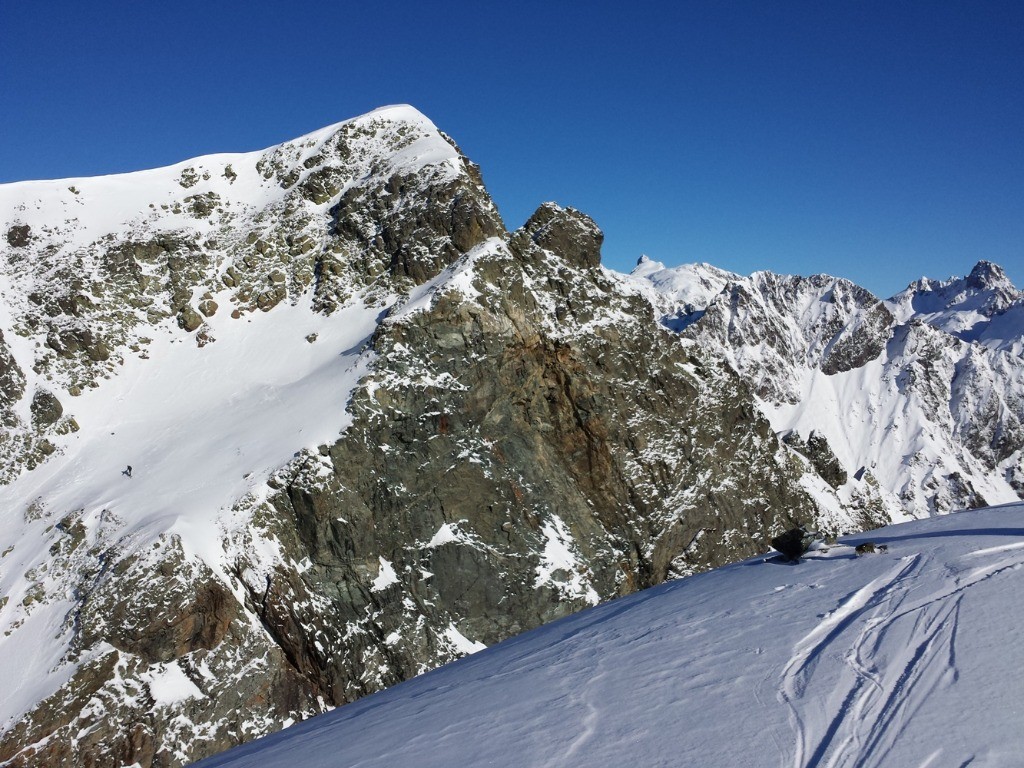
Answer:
779, 541, 1024, 768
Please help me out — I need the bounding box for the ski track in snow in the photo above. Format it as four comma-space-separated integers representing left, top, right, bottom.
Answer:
780, 542, 1024, 767
555, 655, 607, 764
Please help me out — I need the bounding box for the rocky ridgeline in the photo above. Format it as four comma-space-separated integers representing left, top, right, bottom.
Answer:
0, 107, 502, 483
631, 260, 1024, 518
0, 106, 1020, 767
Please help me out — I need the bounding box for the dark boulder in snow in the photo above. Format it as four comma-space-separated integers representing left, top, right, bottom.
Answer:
770, 526, 817, 561
30, 389, 63, 427
6, 224, 31, 248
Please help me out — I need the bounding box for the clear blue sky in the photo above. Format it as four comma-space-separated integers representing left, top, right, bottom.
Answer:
1, 1, 1021, 297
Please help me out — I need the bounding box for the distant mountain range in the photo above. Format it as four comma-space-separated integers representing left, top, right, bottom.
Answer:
630, 255, 1024, 520
0, 105, 1020, 766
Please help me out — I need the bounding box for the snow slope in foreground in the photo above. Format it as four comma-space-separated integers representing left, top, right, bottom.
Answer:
195, 503, 1024, 768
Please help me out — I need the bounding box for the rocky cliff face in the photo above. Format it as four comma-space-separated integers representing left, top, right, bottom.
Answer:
0, 107, 847, 767
0, 106, 1020, 767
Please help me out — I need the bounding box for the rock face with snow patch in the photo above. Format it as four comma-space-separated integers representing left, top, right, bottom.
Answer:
245, 210, 821, 694
0, 106, 1021, 767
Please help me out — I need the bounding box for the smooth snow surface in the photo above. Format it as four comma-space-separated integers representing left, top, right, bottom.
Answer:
195, 504, 1024, 767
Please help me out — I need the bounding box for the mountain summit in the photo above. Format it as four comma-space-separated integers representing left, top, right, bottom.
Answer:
0, 106, 1022, 766
966, 259, 1013, 291
887, 259, 1024, 353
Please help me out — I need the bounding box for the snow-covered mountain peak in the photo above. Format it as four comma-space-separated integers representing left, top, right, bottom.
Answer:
0, 105, 516, 764
888, 259, 1020, 325
886, 259, 1023, 355
1, 105, 1022, 768
628, 258, 739, 295
965, 259, 1013, 291
0, 102, 494, 355
0, 104, 465, 276
624, 259, 740, 331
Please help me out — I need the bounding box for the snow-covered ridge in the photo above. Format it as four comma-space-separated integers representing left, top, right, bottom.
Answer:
624, 258, 1024, 521
886, 260, 1024, 356
193, 503, 1024, 768
0, 104, 452, 192
0, 104, 460, 261
626, 256, 739, 330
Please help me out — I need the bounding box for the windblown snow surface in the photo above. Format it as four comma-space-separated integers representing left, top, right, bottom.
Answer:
195, 503, 1024, 768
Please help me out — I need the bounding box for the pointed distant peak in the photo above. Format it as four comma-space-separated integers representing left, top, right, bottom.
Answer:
966, 260, 1011, 291
629, 254, 668, 278
901, 260, 1014, 297
903, 275, 940, 294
